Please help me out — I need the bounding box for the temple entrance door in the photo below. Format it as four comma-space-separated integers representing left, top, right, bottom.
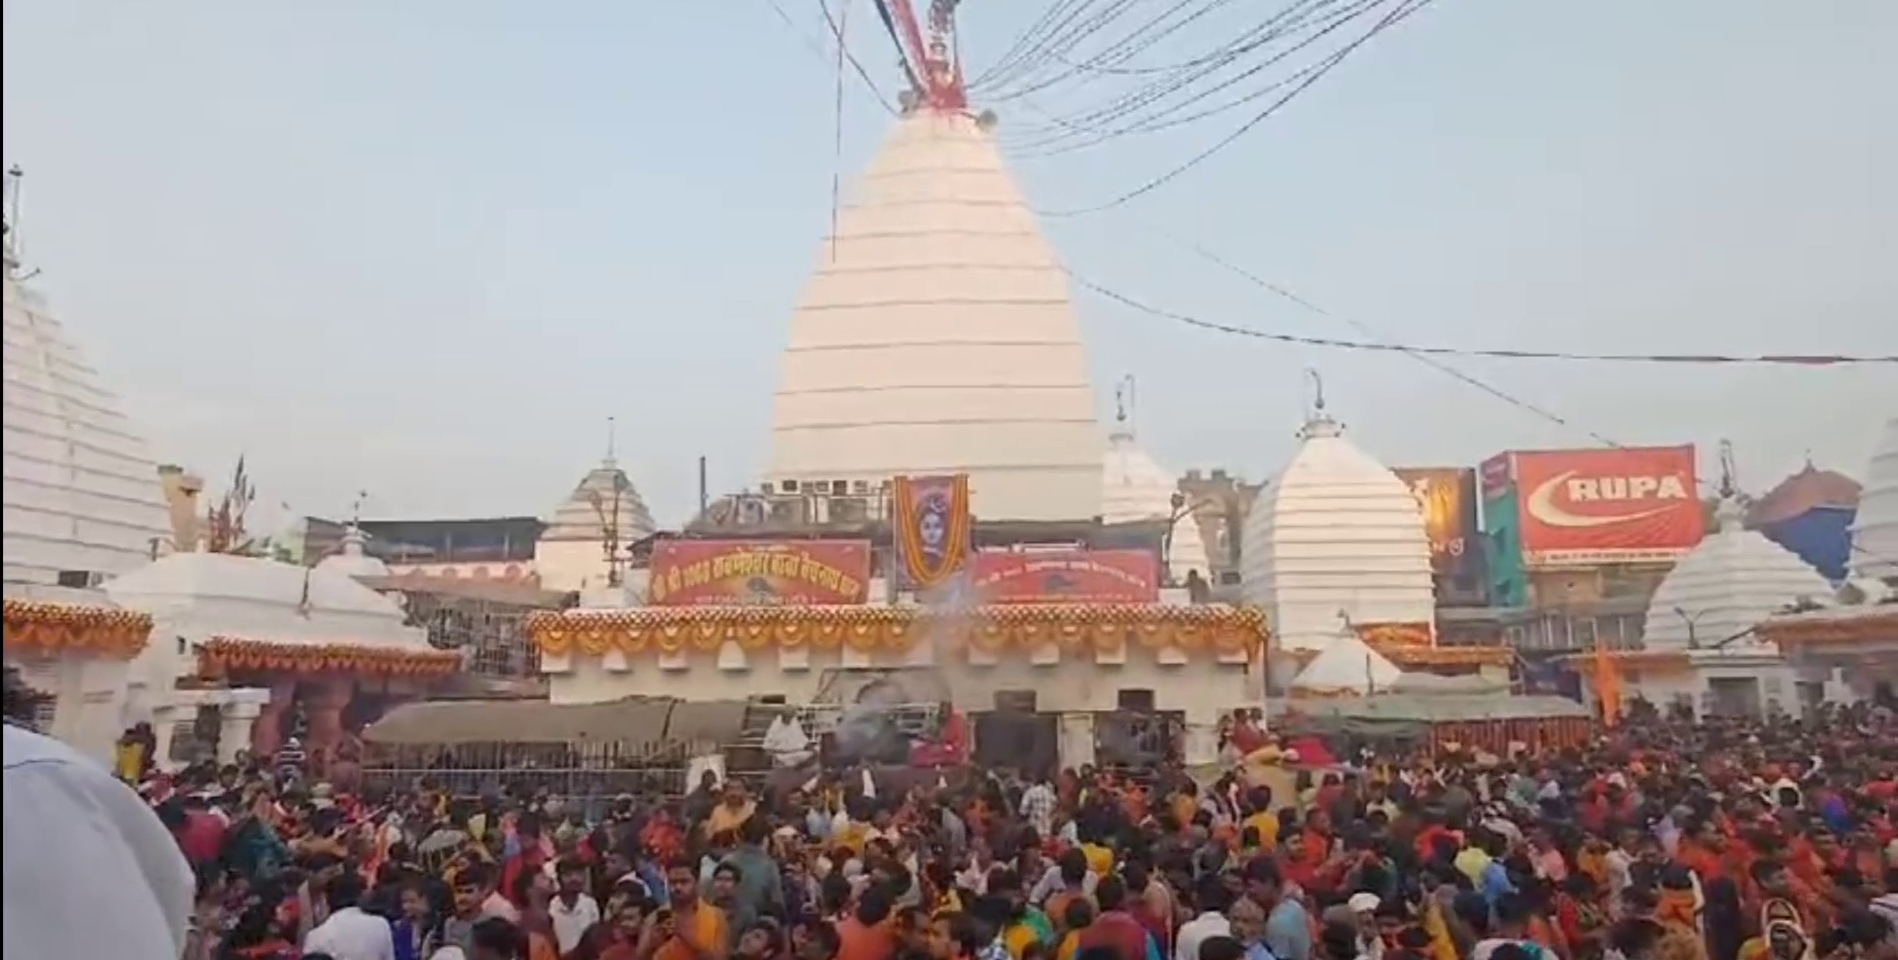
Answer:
974, 707, 1057, 780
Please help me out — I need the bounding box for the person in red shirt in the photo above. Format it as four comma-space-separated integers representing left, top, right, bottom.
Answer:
1076, 876, 1151, 960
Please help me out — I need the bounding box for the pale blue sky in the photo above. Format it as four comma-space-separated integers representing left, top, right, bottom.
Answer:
4, 0, 1893, 526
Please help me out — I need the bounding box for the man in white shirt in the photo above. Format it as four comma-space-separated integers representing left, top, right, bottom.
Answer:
1177, 879, 1235, 960
549, 858, 602, 954
302, 872, 396, 960
3, 722, 194, 960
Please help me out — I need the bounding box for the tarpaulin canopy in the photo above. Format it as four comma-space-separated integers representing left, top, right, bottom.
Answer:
364, 696, 748, 749
1279, 692, 1588, 740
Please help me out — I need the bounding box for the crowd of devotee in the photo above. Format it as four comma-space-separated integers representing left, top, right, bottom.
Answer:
7, 670, 1898, 960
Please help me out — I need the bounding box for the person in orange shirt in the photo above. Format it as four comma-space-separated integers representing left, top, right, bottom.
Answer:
835, 885, 898, 960
652, 859, 731, 960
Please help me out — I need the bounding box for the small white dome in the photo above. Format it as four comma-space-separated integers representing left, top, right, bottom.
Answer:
1642, 498, 1833, 652
1241, 413, 1435, 652
544, 459, 656, 544
1102, 421, 1210, 582
1290, 628, 1403, 695
315, 526, 390, 579
4, 268, 171, 584
105, 552, 427, 651
1851, 417, 1898, 582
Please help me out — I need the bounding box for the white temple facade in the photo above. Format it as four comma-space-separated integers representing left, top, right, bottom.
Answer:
1289, 627, 1404, 696
3, 234, 174, 759
1594, 498, 1852, 717
1240, 410, 1435, 653
766, 109, 1101, 522
3, 252, 170, 585
534, 457, 656, 592
105, 552, 433, 765
1851, 417, 1898, 582
1102, 411, 1212, 583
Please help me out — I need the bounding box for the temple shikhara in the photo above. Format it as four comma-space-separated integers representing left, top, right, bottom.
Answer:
3, 8, 1893, 789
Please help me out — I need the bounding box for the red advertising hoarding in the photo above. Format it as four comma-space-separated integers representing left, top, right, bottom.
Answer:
1506, 446, 1703, 567
969, 550, 1160, 604
647, 540, 872, 606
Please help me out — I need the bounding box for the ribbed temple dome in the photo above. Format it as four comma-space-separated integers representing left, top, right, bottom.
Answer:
4, 266, 170, 584
544, 459, 656, 544
1241, 413, 1435, 652
1102, 421, 1210, 582
767, 109, 1099, 522
1851, 417, 1898, 582
1642, 498, 1833, 651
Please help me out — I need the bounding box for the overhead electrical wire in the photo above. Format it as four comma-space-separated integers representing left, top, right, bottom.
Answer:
1037, 0, 1435, 215
1064, 267, 1896, 366
991, 0, 1321, 108
762, 0, 899, 115
1010, 0, 1385, 156
969, 0, 1113, 94
988, 0, 1352, 137
1142, 226, 1626, 447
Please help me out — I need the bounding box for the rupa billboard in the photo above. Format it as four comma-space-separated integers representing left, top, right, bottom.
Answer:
1486, 445, 1703, 567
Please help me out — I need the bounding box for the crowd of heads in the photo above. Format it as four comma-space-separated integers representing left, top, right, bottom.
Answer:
86, 695, 1898, 960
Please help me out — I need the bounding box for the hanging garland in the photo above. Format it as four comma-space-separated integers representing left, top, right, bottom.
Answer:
528, 603, 1268, 659
2, 599, 153, 659
196, 637, 464, 679
892, 474, 971, 588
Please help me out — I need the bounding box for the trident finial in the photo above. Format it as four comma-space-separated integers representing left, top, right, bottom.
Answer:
1114, 374, 1136, 425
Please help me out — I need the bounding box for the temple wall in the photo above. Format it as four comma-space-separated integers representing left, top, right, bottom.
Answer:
544, 641, 1261, 725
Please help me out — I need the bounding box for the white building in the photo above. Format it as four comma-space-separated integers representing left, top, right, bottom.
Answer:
533, 457, 656, 592
2, 226, 173, 759
1289, 626, 1404, 696
1102, 408, 1212, 584
1240, 408, 1436, 654
765, 108, 1101, 522
106, 551, 444, 766
1585, 498, 1851, 718
536, 99, 1262, 770
1850, 417, 1898, 582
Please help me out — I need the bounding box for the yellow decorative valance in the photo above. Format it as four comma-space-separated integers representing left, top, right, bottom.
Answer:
196, 637, 464, 679
3, 599, 153, 660
1760, 608, 1898, 649
527, 603, 1267, 659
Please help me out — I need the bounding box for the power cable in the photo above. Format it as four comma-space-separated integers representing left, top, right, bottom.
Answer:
766, 0, 899, 115
1009, 0, 1380, 156
1146, 228, 1626, 447
1063, 266, 1898, 365
1039, 0, 1434, 216
995, 0, 1349, 145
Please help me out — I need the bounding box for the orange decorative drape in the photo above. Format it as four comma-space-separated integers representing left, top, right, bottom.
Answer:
2, 599, 153, 659
196, 637, 463, 679
528, 603, 1268, 660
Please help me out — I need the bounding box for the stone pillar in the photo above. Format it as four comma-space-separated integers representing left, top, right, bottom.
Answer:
251, 679, 299, 758
1057, 713, 1096, 771
305, 676, 355, 775
219, 697, 265, 765
149, 705, 178, 771
1182, 700, 1225, 769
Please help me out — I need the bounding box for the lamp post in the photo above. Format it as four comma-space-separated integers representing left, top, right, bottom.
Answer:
1162, 491, 1188, 584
